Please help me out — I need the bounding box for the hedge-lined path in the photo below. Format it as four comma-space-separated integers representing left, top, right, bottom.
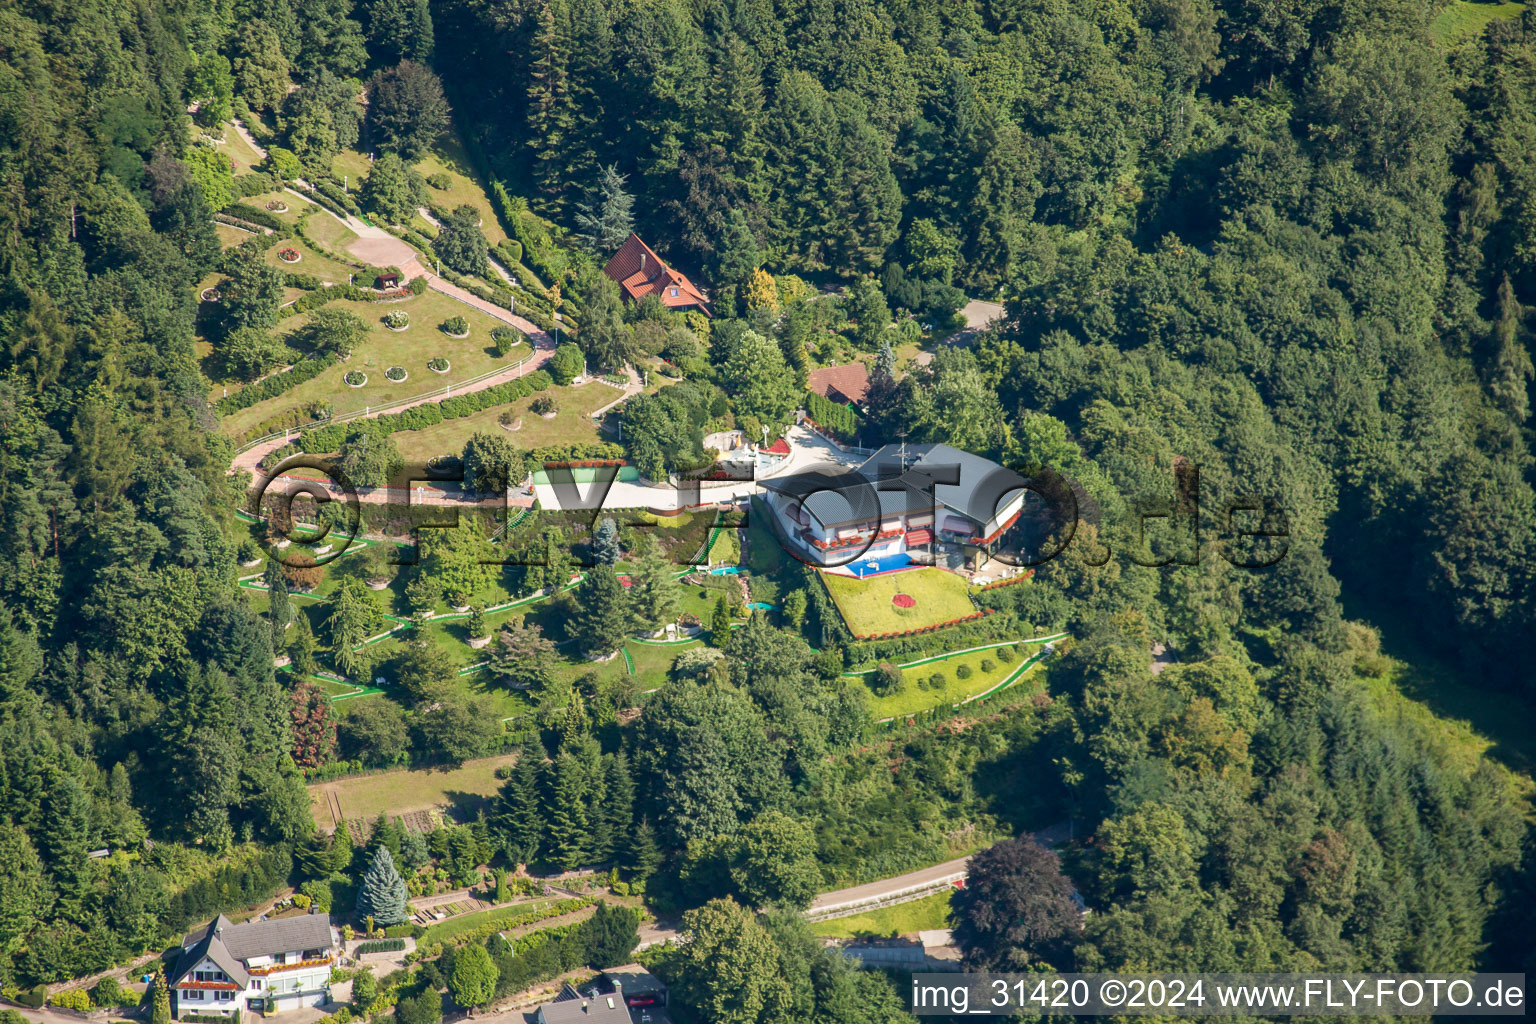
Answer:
229, 347, 556, 481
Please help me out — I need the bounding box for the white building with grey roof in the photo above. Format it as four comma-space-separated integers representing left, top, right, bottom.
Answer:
169, 914, 337, 1019
761, 442, 1028, 573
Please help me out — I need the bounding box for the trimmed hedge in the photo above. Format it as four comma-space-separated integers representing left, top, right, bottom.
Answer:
221, 203, 287, 233
233, 171, 282, 198
382, 924, 423, 939
355, 938, 407, 954
296, 369, 554, 453
805, 390, 860, 441
217, 354, 340, 413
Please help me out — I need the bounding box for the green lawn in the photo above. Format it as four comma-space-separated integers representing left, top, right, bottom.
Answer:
414, 141, 508, 245
220, 124, 267, 175
821, 568, 978, 638
218, 289, 531, 439
239, 190, 321, 230
811, 891, 954, 939
306, 752, 517, 829
863, 643, 1041, 720
1430, 0, 1524, 41
389, 382, 607, 462
303, 210, 360, 252
264, 235, 360, 285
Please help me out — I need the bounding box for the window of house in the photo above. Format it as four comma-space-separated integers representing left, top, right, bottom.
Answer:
216, 991, 234, 1002
273, 953, 286, 965
251, 980, 263, 991
669, 287, 679, 297
184, 990, 204, 1001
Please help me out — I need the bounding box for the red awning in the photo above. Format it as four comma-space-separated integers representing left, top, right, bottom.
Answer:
905, 528, 933, 545
943, 517, 977, 535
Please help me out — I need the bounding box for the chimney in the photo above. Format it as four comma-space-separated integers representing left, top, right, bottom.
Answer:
639, 252, 647, 271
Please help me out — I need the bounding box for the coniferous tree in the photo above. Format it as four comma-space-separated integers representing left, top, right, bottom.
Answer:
570, 565, 627, 657
591, 517, 621, 565
151, 966, 172, 1024
492, 734, 547, 864
574, 164, 635, 252
264, 560, 292, 649
543, 749, 591, 870
627, 541, 677, 634
709, 595, 732, 646
626, 818, 662, 882
355, 845, 409, 926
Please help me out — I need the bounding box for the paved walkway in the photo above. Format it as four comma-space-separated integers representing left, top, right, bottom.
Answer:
231, 119, 269, 161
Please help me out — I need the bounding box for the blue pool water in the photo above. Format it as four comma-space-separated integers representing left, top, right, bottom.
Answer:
748, 601, 774, 611
842, 552, 918, 578
709, 565, 743, 575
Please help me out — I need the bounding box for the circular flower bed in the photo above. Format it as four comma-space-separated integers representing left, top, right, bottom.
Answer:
277, 247, 301, 263
440, 316, 469, 338
892, 593, 916, 609
385, 366, 408, 382
383, 310, 410, 331
266, 200, 289, 213
200, 288, 221, 303
344, 371, 367, 387
427, 357, 450, 373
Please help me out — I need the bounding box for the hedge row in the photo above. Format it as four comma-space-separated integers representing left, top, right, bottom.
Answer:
296, 369, 555, 453
221, 203, 288, 233
848, 610, 1027, 665
852, 608, 996, 641
278, 277, 427, 319
805, 391, 860, 441
217, 354, 340, 413
491, 180, 568, 284
233, 170, 282, 198
355, 938, 406, 955
311, 177, 363, 216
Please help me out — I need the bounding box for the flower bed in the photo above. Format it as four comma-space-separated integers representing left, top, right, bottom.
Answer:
440, 316, 469, 338
277, 247, 302, 263
383, 311, 410, 331
892, 593, 916, 608
385, 366, 408, 382
200, 288, 222, 302
344, 371, 367, 387
266, 200, 290, 213
427, 357, 450, 373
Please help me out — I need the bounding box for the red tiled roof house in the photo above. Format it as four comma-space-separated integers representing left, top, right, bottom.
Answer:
602, 233, 711, 316
807, 363, 871, 408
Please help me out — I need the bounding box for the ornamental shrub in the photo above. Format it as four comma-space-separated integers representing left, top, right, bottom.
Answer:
955, 663, 973, 680
980, 657, 996, 673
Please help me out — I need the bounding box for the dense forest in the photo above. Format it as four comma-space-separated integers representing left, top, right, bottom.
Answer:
0, 0, 1532, 1021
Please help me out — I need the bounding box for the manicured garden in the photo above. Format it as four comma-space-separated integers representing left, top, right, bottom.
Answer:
810, 890, 955, 939
821, 568, 980, 637
859, 642, 1046, 720
388, 383, 609, 462
217, 288, 531, 439
305, 752, 518, 830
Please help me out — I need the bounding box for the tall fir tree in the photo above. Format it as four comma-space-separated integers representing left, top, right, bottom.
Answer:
543, 748, 591, 870
355, 845, 409, 926
492, 734, 547, 864
571, 564, 628, 656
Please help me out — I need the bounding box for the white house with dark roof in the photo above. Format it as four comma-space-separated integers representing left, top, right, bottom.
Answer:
170, 914, 337, 1019
762, 442, 1028, 573
533, 983, 633, 1024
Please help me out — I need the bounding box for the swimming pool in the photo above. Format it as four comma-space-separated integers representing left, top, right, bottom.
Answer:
841, 552, 918, 578
748, 601, 774, 611
709, 566, 743, 575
